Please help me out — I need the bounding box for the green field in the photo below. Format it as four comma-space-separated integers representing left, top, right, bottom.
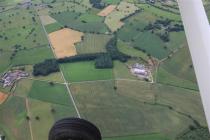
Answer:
131, 31, 169, 59
61, 61, 113, 82
45, 22, 63, 33
76, 33, 112, 54
117, 40, 149, 61
11, 46, 54, 66
0, 96, 30, 140
161, 46, 197, 83
0, 51, 12, 74
70, 81, 196, 138
28, 81, 70, 105
0, 8, 48, 51
51, 11, 109, 33
102, 0, 121, 5
113, 61, 138, 80
104, 133, 169, 140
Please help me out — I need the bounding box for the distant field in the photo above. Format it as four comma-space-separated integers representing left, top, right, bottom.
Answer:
70, 81, 194, 138
61, 61, 113, 82
0, 8, 48, 51
11, 46, 54, 65
76, 33, 112, 54
51, 11, 109, 33
137, 4, 181, 21
0, 96, 30, 140
102, 0, 121, 5
131, 31, 169, 59
105, 1, 139, 32
28, 81, 70, 105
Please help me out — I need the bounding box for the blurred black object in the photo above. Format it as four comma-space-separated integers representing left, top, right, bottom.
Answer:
49, 118, 101, 140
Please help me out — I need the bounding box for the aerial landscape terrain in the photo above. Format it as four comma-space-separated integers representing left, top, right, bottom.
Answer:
0, 0, 210, 139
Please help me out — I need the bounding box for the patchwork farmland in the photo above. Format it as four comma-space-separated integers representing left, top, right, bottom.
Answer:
0, 0, 209, 140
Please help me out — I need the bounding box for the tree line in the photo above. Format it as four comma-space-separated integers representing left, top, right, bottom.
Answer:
33, 36, 131, 76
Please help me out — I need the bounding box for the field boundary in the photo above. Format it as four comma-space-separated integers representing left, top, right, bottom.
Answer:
35, 8, 81, 118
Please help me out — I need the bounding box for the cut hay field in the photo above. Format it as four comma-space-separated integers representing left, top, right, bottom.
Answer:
49, 28, 83, 58
15, 79, 33, 98
0, 96, 31, 140
105, 1, 139, 32
0, 92, 8, 104
61, 61, 113, 82
98, 5, 117, 17
76, 33, 112, 54
70, 80, 196, 138
28, 81, 70, 106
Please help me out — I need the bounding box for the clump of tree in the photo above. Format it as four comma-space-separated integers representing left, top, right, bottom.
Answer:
57, 53, 102, 63
33, 59, 59, 76
95, 53, 113, 69
89, 0, 105, 9
158, 32, 170, 42
106, 36, 131, 62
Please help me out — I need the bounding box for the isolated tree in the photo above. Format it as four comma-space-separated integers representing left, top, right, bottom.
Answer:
49, 82, 55, 86
51, 108, 56, 113
35, 116, 40, 121
26, 116, 30, 121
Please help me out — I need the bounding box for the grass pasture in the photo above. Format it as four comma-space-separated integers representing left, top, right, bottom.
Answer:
61, 61, 113, 82
15, 79, 33, 98
28, 81, 70, 105
0, 51, 12, 74
161, 46, 197, 83
104, 133, 169, 140
70, 81, 194, 138
132, 31, 169, 59
12, 46, 54, 65
29, 99, 54, 140
0, 96, 31, 140
0, 8, 49, 51
117, 40, 149, 61
76, 33, 112, 54
45, 22, 63, 33
51, 11, 109, 33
